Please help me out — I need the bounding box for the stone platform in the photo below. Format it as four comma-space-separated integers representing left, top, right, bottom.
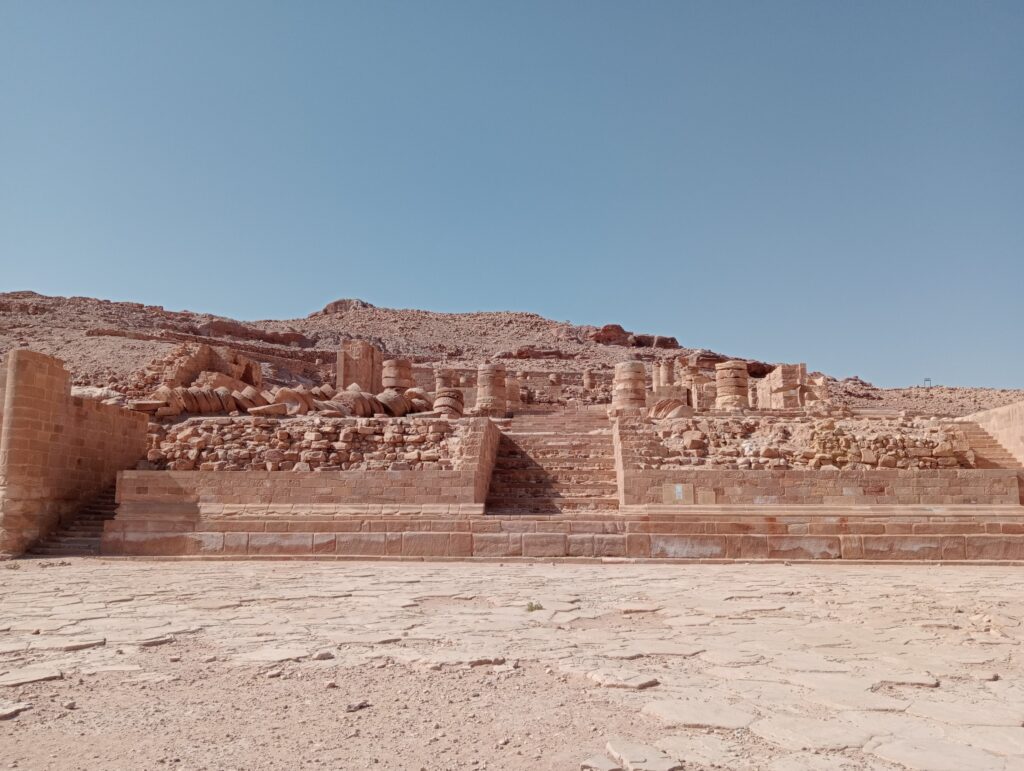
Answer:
99, 503, 1024, 561
4, 559, 1024, 769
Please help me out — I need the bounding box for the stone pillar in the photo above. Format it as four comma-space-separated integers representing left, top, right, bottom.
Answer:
653, 361, 664, 389
336, 340, 383, 393
715, 360, 749, 410
661, 359, 675, 388
475, 363, 507, 415
582, 369, 596, 390
434, 388, 465, 418
506, 375, 522, 408
434, 368, 455, 392
381, 359, 414, 390
612, 361, 647, 412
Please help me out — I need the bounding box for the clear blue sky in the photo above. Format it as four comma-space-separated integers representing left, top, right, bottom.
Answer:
2, 2, 1021, 388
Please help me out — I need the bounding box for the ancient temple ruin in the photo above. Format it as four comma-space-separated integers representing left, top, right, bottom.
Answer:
2, 341, 1023, 561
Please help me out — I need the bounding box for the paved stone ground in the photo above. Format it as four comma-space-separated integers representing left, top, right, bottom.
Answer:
2, 559, 1023, 770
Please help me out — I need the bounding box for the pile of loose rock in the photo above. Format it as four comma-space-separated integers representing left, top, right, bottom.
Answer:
654, 416, 977, 470
142, 415, 463, 472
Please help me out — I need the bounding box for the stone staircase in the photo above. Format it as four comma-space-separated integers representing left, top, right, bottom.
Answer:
957, 421, 1024, 470
486, 410, 619, 514
29, 486, 118, 557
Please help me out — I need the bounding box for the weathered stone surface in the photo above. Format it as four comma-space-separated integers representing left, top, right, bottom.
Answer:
641, 698, 755, 729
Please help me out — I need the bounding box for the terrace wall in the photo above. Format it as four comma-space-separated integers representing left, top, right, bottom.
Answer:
612, 414, 1020, 506
104, 417, 501, 556
621, 468, 1020, 506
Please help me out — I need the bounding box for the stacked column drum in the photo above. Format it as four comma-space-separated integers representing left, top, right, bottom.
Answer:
434, 369, 456, 393
434, 388, 464, 418
715, 360, 749, 410
382, 359, 414, 390
612, 361, 647, 412
506, 376, 522, 407
475, 363, 508, 415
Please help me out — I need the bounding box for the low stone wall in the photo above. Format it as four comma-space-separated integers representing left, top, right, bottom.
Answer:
968, 401, 1024, 467
0, 350, 149, 555
104, 417, 501, 556
100, 507, 1024, 560
144, 414, 464, 472
620, 468, 1021, 506
612, 414, 1019, 506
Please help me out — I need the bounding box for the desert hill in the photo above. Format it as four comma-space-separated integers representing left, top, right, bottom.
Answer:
0, 290, 1019, 417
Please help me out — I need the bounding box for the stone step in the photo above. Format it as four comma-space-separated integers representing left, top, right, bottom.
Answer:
489, 471, 617, 483
622, 503, 1024, 518
31, 545, 100, 556
493, 459, 616, 471
488, 487, 618, 498
27, 484, 117, 557
485, 496, 621, 512
497, 445, 614, 454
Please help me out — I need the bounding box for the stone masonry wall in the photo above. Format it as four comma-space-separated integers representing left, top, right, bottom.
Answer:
103, 418, 502, 556
654, 415, 977, 471
622, 467, 1020, 506
0, 350, 149, 555
143, 415, 465, 472
612, 414, 1020, 506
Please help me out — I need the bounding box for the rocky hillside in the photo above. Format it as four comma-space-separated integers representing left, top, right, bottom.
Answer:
0, 290, 1020, 417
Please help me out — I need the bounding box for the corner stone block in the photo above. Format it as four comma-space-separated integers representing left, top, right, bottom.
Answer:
402, 532, 450, 557
522, 533, 567, 557
858, 536, 943, 560
247, 532, 312, 555
567, 534, 595, 557
625, 533, 651, 558
766, 536, 840, 560
472, 533, 511, 557
964, 536, 1024, 561
649, 535, 727, 559
335, 533, 388, 556
448, 532, 473, 557
594, 534, 626, 557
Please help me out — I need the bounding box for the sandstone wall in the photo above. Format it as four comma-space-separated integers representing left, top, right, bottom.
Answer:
654, 415, 977, 470
968, 401, 1024, 467
145, 415, 465, 472
620, 467, 1020, 506
0, 350, 149, 555
103, 417, 501, 556
612, 414, 1019, 506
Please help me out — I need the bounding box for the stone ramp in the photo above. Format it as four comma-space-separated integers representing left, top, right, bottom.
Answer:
485, 410, 619, 514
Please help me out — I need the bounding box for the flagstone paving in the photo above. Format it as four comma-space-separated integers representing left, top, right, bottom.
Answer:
1, 558, 1023, 769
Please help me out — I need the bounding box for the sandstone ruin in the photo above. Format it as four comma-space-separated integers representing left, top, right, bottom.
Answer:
1, 303, 1021, 561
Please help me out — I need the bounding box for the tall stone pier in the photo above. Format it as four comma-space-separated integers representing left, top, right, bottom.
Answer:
612, 361, 647, 412
382, 359, 414, 390
337, 340, 383, 393
475, 363, 507, 416
715, 360, 749, 410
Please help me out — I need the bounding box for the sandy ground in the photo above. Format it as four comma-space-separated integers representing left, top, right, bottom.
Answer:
2, 559, 1024, 770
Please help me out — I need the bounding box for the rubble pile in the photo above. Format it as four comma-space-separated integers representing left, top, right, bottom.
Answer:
142, 415, 463, 472
653, 416, 978, 470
